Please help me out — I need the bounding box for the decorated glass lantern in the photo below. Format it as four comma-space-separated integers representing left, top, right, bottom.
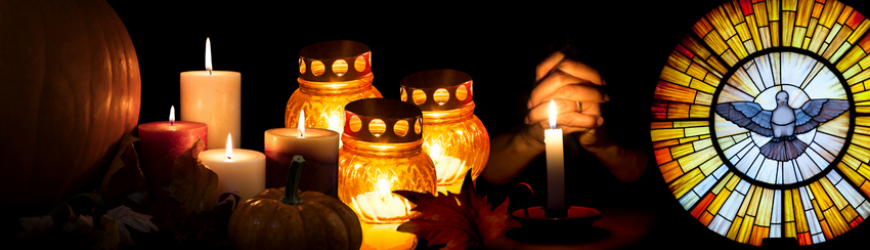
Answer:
338, 99, 437, 224
400, 69, 489, 189
285, 40, 382, 139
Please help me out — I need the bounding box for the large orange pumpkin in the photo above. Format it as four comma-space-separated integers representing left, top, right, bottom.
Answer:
0, 0, 140, 215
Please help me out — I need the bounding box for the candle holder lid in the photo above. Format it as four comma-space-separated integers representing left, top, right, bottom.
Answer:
400, 69, 473, 111
299, 40, 372, 82
343, 99, 423, 143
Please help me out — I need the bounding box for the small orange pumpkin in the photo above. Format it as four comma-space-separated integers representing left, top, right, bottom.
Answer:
228, 155, 362, 250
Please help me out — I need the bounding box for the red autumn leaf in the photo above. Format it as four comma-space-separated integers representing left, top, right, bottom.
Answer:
395, 170, 509, 250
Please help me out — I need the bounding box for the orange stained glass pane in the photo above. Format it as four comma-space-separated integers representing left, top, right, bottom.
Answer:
798, 232, 812, 246
700, 211, 716, 226
846, 9, 865, 29
820, 220, 833, 240
848, 19, 870, 44
655, 148, 673, 165
668, 51, 692, 72
693, 193, 717, 218
654, 81, 697, 103
837, 6, 853, 24
661, 161, 683, 183
796, 0, 813, 26
694, 17, 716, 38
668, 103, 691, 119
653, 139, 680, 149
749, 225, 769, 246
861, 182, 870, 197
736, 215, 756, 243
850, 216, 864, 228
812, 2, 824, 18
708, 6, 738, 39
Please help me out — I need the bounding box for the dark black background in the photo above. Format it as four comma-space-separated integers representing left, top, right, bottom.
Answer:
105, 0, 870, 248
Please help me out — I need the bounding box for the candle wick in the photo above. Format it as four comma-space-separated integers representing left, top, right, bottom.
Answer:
170, 120, 174, 126
208, 68, 213, 76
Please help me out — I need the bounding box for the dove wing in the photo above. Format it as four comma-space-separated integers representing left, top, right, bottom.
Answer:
793, 99, 850, 134
715, 102, 774, 136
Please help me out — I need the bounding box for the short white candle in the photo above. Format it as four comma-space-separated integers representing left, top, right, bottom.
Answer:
200, 134, 265, 206
545, 100, 565, 210
181, 38, 241, 149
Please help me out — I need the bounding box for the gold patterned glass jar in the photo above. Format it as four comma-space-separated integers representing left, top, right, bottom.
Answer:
285, 40, 382, 137
400, 69, 489, 188
338, 99, 437, 224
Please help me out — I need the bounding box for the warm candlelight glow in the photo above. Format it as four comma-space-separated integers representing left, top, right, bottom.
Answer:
298, 110, 305, 138
351, 177, 413, 223
169, 105, 175, 126
548, 99, 557, 129
205, 37, 213, 75
226, 134, 233, 161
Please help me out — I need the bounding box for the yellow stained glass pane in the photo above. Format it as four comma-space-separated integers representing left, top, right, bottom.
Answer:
651, 128, 685, 142
671, 143, 695, 159
678, 147, 717, 172
824, 208, 849, 237
670, 168, 705, 198
654, 81, 697, 103
727, 216, 744, 240
810, 181, 834, 210
820, 177, 849, 210
737, 215, 756, 243
709, 188, 733, 214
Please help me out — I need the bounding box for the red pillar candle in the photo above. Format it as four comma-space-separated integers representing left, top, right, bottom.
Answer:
138, 106, 208, 170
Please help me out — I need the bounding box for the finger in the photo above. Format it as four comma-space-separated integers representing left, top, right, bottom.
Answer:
525, 99, 579, 125
526, 99, 603, 129
534, 112, 603, 131
554, 59, 604, 86
535, 51, 565, 82
530, 83, 608, 109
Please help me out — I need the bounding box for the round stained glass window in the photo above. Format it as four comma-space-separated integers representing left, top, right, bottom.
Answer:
651, 0, 870, 246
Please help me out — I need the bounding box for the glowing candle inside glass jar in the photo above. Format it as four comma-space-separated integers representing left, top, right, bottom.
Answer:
352, 178, 413, 222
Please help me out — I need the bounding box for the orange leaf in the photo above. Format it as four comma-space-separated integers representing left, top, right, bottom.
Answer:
395, 170, 509, 250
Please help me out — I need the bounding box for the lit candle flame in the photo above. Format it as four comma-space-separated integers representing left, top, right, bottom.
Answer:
548, 99, 557, 129
206, 37, 213, 75
298, 110, 305, 138
225, 133, 233, 161
169, 105, 175, 126
376, 178, 390, 201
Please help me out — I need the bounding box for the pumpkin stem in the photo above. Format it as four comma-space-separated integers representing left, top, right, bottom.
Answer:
280, 155, 306, 205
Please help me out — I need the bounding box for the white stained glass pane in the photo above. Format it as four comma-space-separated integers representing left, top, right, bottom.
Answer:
800, 187, 814, 211
858, 201, 870, 218
757, 158, 778, 184
736, 180, 751, 195
776, 161, 784, 184
773, 190, 782, 223
680, 191, 701, 211
815, 132, 846, 156
806, 210, 822, 235
837, 181, 866, 207
720, 191, 746, 221
713, 164, 728, 179
694, 174, 719, 196
781, 51, 815, 86
827, 170, 843, 185
746, 64, 768, 93
745, 153, 765, 178
724, 132, 753, 158
709, 215, 732, 236
803, 67, 847, 99
796, 154, 821, 180
805, 148, 830, 172
812, 233, 826, 244
770, 224, 781, 238
694, 138, 713, 151
756, 55, 775, 88
784, 160, 798, 184
736, 147, 760, 173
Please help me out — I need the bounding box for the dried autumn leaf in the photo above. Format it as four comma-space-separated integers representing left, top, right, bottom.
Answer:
395, 170, 509, 250
98, 133, 142, 197
107, 205, 158, 245
166, 138, 219, 215
15, 215, 53, 238
88, 215, 121, 250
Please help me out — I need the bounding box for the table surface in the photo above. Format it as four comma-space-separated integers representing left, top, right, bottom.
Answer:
485, 207, 657, 250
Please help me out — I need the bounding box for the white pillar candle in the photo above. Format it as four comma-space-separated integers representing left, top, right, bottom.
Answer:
545, 100, 565, 210
201, 134, 265, 206
264, 111, 340, 196
181, 37, 241, 149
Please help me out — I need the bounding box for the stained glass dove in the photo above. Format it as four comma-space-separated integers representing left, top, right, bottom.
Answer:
715, 91, 848, 161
